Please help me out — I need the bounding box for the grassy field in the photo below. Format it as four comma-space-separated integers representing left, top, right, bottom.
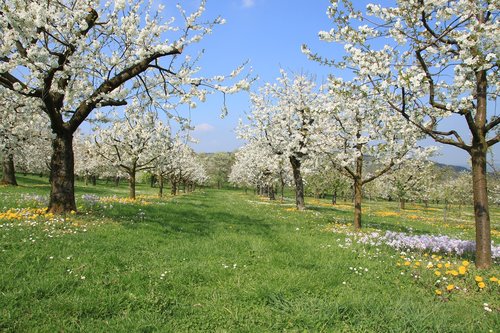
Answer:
0, 175, 499, 332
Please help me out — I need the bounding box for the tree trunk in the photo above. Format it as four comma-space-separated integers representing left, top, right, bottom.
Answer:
1, 153, 18, 186
353, 177, 362, 230
443, 201, 448, 223
150, 174, 156, 188
115, 176, 120, 186
48, 132, 76, 213
289, 155, 305, 210
332, 189, 337, 205
352, 150, 363, 230
471, 146, 492, 268
91, 175, 96, 186
400, 198, 406, 210
158, 175, 164, 198
268, 184, 276, 200
128, 171, 136, 200
171, 181, 177, 195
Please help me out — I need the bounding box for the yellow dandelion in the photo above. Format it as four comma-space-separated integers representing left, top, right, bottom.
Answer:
404, 261, 411, 266
444, 263, 451, 268
446, 284, 454, 291
434, 271, 442, 276
462, 260, 470, 267
450, 270, 458, 277
458, 266, 467, 275
435, 290, 442, 296
478, 282, 486, 289
437, 263, 443, 268
414, 261, 421, 267
475, 276, 483, 282
489, 277, 498, 282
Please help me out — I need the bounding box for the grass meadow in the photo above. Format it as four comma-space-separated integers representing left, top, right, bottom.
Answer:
0, 175, 499, 332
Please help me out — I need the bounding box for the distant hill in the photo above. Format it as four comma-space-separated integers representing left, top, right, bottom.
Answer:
433, 162, 469, 173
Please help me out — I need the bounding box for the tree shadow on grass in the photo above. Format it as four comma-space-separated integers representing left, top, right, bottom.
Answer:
107, 197, 274, 240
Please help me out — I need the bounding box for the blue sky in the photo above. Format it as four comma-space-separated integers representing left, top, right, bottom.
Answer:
175, 0, 498, 168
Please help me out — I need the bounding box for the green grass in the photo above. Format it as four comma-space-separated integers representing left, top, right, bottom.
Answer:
0, 175, 499, 332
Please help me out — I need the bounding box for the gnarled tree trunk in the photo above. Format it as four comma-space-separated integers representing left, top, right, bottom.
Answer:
128, 170, 136, 199
48, 132, 76, 213
289, 155, 305, 210
1, 153, 18, 186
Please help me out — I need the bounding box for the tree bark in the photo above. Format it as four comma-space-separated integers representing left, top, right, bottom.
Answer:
353, 151, 363, 230
158, 175, 164, 198
91, 175, 96, 186
400, 198, 406, 210
353, 177, 362, 230
289, 155, 305, 210
1, 153, 18, 186
171, 181, 177, 195
268, 184, 276, 200
128, 171, 136, 200
48, 132, 76, 213
332, 189, 337, 205
471, 146, 492, 268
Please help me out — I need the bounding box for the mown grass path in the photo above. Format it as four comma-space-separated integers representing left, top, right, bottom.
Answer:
0, 187, 498, 332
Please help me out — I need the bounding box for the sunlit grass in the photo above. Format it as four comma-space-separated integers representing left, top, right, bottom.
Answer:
0, 175, 498, 332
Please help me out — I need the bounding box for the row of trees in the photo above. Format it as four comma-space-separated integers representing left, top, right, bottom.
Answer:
232, 0, 499, 268
1, 98, 208, 199
231, 152, 499, 213
234, 72, 433, 224
301, 0, 498, 269
0, 0, 251, 212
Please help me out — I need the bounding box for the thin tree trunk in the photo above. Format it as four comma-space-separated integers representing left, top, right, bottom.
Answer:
171, 181, 177, 195
269, 184, 276, 200
115, 176, 120, 186
471, 146, 492, 268
91, 175, 96, 186
1, 153, 18, 186
353, 177, 362, 230
158, 175, 164, 198
400, 198, 406, 210
48, 132, 76, 213
353, 151, 363, 230
332, 189, 337, 205
289, 155, 305, 210
443, 200, 448, 223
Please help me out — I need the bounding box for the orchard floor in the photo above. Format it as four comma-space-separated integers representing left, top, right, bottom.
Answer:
0, 176, 499, 332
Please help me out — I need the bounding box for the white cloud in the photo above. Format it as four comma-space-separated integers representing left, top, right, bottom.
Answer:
194, 123, 215, 132
242, 0, 255, 8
